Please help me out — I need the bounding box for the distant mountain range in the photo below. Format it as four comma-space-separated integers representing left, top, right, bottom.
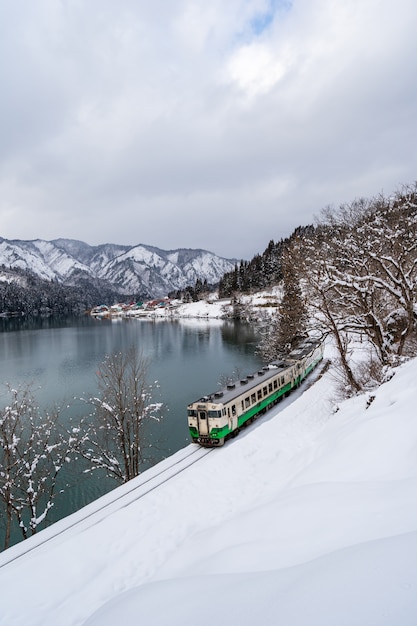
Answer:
0, 237, 236, 298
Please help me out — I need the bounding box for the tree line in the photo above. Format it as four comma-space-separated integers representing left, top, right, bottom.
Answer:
168, 226, 312, 304
168, 278, 216, 302
218, 226, 314, 298
0, 266, 136, 316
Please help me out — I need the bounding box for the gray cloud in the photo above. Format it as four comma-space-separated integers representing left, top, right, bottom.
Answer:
1, 0, 416, 259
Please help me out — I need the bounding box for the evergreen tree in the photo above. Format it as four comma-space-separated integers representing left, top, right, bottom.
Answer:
275, 246, 308, 350
257, 245, 307, 361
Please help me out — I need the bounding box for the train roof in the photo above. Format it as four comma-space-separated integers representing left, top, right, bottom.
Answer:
189, 338, 322, 407
284, 338, 323, 361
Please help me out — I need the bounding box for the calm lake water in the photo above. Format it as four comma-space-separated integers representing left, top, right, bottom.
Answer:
0, 315, 261, 544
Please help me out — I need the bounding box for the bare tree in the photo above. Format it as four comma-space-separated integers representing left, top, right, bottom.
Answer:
79, 347, 163, 483
293, 184, 417, 394
0, 384, 73, 550
257, 311, 284, 363
294, 231, 362, 393
316, 187, 417, 364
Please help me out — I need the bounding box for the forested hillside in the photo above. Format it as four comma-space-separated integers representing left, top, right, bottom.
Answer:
0, 266, 121, 316
217, 226, 314, 297
169, 224, 314, 303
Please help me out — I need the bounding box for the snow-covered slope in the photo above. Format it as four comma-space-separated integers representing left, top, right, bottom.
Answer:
0, 238, 235, 296
98, 245, 186, 294
0, 238, 93, 282
0, 346, 416, 625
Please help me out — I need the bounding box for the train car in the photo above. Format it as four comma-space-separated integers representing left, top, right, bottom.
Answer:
187, 338, 324, 446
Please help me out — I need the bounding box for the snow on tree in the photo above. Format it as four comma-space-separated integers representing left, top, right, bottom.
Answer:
78, 347, 163, 483
0, 384, 74, 550
294, 183, 417, 393
318, 187, 417, 362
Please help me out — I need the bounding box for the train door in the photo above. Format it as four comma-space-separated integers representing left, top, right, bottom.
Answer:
228, 405, 238, 432
198, 410, 209, 436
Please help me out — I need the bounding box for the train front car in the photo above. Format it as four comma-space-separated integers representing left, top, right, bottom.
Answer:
187, 362, 291, 447
187, 395, 227, 446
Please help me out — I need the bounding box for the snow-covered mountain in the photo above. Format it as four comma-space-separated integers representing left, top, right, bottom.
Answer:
0, 237, 236, 297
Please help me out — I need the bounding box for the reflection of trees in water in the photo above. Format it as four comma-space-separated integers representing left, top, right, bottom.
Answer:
221, 321, 260, 353
0, 314, 99, 333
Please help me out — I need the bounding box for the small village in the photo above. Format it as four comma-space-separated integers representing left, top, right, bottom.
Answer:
90, 298, 176, 318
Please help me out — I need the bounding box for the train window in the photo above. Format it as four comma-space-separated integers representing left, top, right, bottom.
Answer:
222, 408, 226, 416
227, 408, 230, 417
187, 410, 197, 417
257, 389, 262, 400
232, 405, 236, 416
241, 401, 244, 411
281, 376, 285, 384
251, 393, 256, 404
245, 397, 250, 408
273, 380, 278, 389
208, 410, 221, 418
268, 383, 273, 393
263, 386, 267, 397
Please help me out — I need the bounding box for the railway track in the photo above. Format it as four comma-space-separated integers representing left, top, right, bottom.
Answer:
0, 444, 215, 569
1, 358, 330, 569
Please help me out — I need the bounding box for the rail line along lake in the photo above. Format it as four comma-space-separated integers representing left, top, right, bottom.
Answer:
0, 314, 261, 546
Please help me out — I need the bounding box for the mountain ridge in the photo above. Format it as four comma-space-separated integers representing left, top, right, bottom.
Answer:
0, 237, 236, 298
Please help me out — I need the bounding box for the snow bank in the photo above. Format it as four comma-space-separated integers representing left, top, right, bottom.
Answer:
1, 348, 417, 625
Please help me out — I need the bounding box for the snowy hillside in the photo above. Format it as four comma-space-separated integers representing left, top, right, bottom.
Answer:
0, 238, 235, 296
0, 345, 416, 625
0, 238, 93, 282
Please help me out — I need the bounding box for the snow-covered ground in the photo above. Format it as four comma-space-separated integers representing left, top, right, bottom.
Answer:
1, 344, 417, 625
144, 288, 280, 319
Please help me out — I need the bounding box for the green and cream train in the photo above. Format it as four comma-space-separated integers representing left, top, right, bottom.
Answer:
188, 338, 324, 446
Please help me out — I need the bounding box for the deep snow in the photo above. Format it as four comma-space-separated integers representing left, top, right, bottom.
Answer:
1, 343, 417, 625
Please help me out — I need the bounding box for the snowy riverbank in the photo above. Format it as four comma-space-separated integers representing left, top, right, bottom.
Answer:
123, 288, 281, 320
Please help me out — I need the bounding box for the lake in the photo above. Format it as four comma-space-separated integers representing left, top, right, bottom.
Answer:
0, 315, 261, 545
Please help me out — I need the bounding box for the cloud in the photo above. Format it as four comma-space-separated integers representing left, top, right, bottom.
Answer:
226, 43, 288, 99
0, 0, 417, 259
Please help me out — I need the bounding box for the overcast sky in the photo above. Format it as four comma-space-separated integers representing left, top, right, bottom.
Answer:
1, 0, 416, 259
